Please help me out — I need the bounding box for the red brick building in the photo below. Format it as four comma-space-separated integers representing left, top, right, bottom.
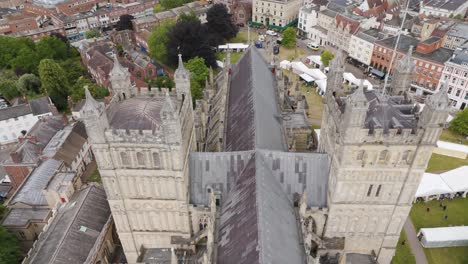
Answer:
371, 35, 453, 95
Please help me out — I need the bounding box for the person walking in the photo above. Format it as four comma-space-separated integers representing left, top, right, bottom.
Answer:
444, 214, 448, 220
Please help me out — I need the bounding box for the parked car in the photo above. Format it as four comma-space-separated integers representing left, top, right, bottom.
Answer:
273, 45, 280, 55
266, 30, 278, 36
258, 35, 266, 41
276, 37, 283, 44
255, 40, 263, 48
307, 42, 320, 50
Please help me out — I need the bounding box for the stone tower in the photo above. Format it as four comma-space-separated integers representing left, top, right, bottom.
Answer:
320, 55, 450, 264
81, 56, 196, 263
388, 46, 415, 96
109, 53, 134, 100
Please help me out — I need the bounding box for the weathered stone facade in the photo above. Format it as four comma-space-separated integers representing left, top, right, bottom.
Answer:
82, 55, 195, 263
319, 50, 450, 264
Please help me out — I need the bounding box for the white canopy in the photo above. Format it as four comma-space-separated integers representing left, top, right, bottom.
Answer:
280, 60, 291, 69
308, 69, 327, 80
300, 73, 314, 83
437, 141, 468, 154
216, 60, 224, 68
343, 72, 374, 90
420, 226, 468, 248
440, 166, 468, 193
218, 43, 249, 50
415, 173, 452, 198
316, 79, 327, 94
306, 55, 323, 66
291, 61, 311, 75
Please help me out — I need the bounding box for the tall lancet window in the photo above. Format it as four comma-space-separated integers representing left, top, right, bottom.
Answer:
120, 152, 130, 167
137, 152, 145, 166
153, 152, 161, 168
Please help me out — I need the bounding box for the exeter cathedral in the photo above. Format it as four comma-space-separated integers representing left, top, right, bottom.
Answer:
81, 47, 450, 264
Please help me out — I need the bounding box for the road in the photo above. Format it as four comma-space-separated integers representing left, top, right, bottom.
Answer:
404, 218, 428, 264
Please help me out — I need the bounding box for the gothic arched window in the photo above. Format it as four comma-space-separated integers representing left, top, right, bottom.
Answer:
379, 150, 388, 161
120, 152, 130, 167
402, 150, 412, 164
153, 152, 161, 168
137, 152, 145, 166
356, 150, 365, 161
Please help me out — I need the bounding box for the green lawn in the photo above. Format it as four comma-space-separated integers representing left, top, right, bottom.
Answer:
392, 230, 416, 264
216, 51, 244, 65
229, 30, 259, 43
301, 84, 324, 123
426, 153, 468, 173
440, 129, 468, 146
88, 169, 102, 184
409, 198, 468, 264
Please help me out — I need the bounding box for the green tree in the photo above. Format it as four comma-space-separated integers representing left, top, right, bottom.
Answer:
321, 50, 335, 67
85, 29, 101, 39
153, 3, 164, 12
39, 59, 69, 111
153, 76, 174, 90
0, 226, 22, 264
185, 57, 209, 100
450, 108, 468, 136
116, 44, 124, 56
59, 58, 86, 85
148, 20, 175, 64
281, 27, 296, 48
10, 47, 39, 74
70, 77, 109, 102
454, 14, 463, 20
0, 80, 20, 100
17, 73, 41, 96
179, 11, 199, 23
36, 36, 69, 61
160, 0, 185, 9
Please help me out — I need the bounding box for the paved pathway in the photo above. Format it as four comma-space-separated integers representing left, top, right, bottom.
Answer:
403, 218, 428, 264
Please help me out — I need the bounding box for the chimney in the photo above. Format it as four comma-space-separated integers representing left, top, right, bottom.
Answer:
10, 151, 21, 163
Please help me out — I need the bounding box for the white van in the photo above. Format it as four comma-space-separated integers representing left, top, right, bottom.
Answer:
307, 42, 320, 50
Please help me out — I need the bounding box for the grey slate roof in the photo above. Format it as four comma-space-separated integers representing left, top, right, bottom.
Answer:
0, 96, 51, 122
423, 0, 467, 11
377, 35, 453, 64
449, 48, 468, 65
225, 48, 286, 151
25, 185, 111, 264
109, 94, 177, 130
447, 23, 468, 39
217, 154, 305, 264
10, 159, 63, 206
1, 208, 50, 227
29, 96, 52, 115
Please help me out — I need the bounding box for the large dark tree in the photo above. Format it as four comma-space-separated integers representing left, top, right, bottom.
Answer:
206, 4, 238, 44
116, 14, 135, 31
167, 21, 217, 68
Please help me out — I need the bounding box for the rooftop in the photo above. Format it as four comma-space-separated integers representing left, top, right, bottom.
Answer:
377, 35, 453, 64
2, 208, 50, 227
25, 185, 111, 264
422, 0, 467, 11
225, 48, 286, 152
108, 94, 178, 131
447, 23, 468, 39
447, 47, 468, 65
9, 159, 63, 206
354, 28, 385, 42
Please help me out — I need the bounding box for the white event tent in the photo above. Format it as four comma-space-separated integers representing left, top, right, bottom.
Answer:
418, 226, 468, 248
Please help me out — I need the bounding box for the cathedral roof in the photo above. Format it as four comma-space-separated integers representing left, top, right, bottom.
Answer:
225, 48, 286, 151
108, 95, 178, 131
217, 153, 305, 264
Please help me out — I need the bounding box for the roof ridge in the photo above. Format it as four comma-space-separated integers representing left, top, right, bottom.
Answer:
49, 185, 95, 263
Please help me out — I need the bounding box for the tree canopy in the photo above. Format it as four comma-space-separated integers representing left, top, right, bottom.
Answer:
206, 4, 238, 41
17, 73, 41, 96
148, 20, 175, 65
281, 27, 296, 48
160, 0, 191, 10
167, 20, 217, 68
70, 77, 109, 102
116, 14, 135, 31
185, 57, 209, 100
321, 50, 335, 67
178, 11, 199, 23
39, 59, 69, 110
450, 108, 468, 136
85, 29, 101, 39
0, 226, 22, 264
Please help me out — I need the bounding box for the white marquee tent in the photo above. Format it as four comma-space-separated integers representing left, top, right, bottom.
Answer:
415, 173, 452, 199
419, 226, 468, 248
440, 166, 468, 193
